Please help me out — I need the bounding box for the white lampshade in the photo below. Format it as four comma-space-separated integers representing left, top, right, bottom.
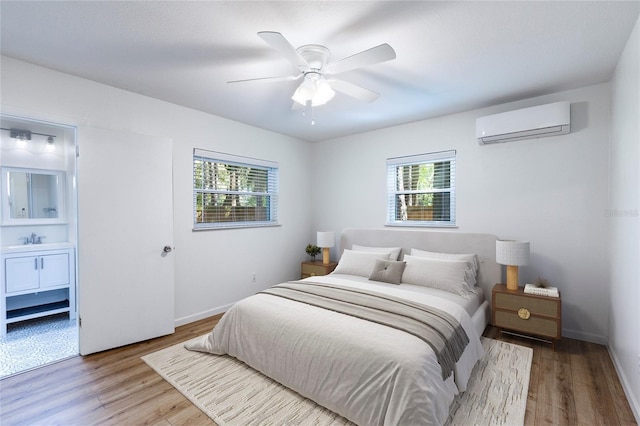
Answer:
312, 79, 335, 105
292, 78, 315, 105
317, 231, 335, 248
496, 240, 530, 266
292, 75, 335, 107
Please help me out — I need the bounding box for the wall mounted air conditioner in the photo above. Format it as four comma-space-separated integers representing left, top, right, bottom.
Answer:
476, 101, 570, 145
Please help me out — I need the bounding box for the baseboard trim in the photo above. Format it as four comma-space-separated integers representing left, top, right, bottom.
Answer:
174, 303, 233, 327
608, 346, 640, 424
561, 328, 607, 345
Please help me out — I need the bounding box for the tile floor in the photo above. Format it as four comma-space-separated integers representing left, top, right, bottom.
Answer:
0, 313, 78, 378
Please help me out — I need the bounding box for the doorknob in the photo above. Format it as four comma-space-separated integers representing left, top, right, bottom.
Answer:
163, 245, 173, 253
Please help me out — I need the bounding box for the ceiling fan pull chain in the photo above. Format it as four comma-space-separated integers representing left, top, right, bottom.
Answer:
304, 100, 315, 126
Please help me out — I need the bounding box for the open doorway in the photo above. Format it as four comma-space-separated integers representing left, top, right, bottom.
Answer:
0, 114, 78, 378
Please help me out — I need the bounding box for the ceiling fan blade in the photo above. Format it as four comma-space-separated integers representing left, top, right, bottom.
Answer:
227, 74, 301, 84
326, 43, 396, 75
258, 31, 309, 70
330, 79, 380, 103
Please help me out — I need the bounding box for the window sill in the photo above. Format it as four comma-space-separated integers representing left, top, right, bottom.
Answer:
385, 222, 457, 229
193, 223, 281, 231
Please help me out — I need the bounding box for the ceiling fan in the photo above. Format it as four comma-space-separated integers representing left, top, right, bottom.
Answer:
228, 32, 396, 109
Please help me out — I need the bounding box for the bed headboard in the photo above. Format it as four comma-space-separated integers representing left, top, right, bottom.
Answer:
340, 228, 501, 306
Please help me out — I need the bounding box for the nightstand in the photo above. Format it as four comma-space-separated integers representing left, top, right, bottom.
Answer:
301, 261, 337, 279
492, 284, 562, 350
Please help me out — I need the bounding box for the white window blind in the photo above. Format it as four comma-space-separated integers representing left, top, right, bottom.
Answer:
386, 150, 456, 227
193, 149, 279, 230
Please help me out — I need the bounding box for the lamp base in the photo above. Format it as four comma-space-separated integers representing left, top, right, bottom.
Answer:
322, 247, 330, 264
506, 265, 519, 290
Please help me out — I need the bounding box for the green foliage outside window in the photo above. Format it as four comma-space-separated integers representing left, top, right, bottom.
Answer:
193, 151, 278, 229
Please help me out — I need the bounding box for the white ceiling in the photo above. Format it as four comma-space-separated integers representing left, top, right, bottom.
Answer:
1, 1, 638, 142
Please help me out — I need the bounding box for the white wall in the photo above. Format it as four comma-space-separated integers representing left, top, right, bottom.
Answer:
0, 56, 314, 325
609, 16, 640, 422
311, 84, 612, 344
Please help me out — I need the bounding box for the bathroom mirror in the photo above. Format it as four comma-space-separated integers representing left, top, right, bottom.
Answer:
1, 167, 65, 225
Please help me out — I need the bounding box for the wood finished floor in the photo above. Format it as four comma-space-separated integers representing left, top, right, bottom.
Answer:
0, 316, 636, 425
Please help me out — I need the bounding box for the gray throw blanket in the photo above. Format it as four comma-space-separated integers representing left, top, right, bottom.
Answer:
261, 281, 469, 380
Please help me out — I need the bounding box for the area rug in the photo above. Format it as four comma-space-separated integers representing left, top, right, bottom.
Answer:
142, 336, 532, 426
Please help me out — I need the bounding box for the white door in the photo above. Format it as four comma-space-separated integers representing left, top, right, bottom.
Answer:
77, 126, 174, 355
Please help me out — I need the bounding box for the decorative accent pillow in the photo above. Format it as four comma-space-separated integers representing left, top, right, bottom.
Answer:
352, 244, 402, 261
410, 248, 478, 286
401, 255, 475, 296
368, 259, 406, 284
333, 249, 389, 277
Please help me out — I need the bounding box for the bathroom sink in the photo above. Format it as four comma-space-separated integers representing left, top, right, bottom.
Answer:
1, 242, 74, 254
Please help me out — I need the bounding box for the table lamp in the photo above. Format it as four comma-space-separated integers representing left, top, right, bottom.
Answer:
316, 231, 335, 265
496, 240, 530, 291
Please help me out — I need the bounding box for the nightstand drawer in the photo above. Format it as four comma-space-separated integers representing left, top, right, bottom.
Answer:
301, 261, 337, 278
495, 310, 560, 338
494, 292, 558, 318
302, 263, 328, 277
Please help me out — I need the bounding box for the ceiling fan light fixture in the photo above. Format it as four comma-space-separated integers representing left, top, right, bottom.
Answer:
292, 74, 335, 107
292, 78, 315, 105
314, 79, 335, 105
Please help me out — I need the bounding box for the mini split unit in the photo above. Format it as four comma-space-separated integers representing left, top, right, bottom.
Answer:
476, 101, 571, 145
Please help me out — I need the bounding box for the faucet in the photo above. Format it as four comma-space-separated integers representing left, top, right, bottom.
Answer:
20, 233, 45, 244
29, 233, 44, 244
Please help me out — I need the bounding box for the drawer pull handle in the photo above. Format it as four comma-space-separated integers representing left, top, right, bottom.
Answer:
518, 308, 531, 320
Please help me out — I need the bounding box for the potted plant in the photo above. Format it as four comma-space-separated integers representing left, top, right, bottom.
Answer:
305, 244, 321, 261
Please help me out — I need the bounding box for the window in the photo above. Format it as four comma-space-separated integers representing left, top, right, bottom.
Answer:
386, 150, 456, 227
193, 149, 279, 230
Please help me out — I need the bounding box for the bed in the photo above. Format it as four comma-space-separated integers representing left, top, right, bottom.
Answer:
187, 228, 501, 425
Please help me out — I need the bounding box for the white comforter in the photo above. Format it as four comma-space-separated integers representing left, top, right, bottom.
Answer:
186, 275, 484, 426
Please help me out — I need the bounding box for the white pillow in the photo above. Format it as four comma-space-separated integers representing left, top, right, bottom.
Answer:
333, 249, 389, 277
401, 255, 475, 296
352, 244, 402, 261
410, 248, 478, 286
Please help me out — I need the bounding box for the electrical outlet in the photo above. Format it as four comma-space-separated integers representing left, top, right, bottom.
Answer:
251, 273, 257, 283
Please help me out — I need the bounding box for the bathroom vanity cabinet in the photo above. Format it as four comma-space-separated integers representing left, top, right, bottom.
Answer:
1, 244, 76, 335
